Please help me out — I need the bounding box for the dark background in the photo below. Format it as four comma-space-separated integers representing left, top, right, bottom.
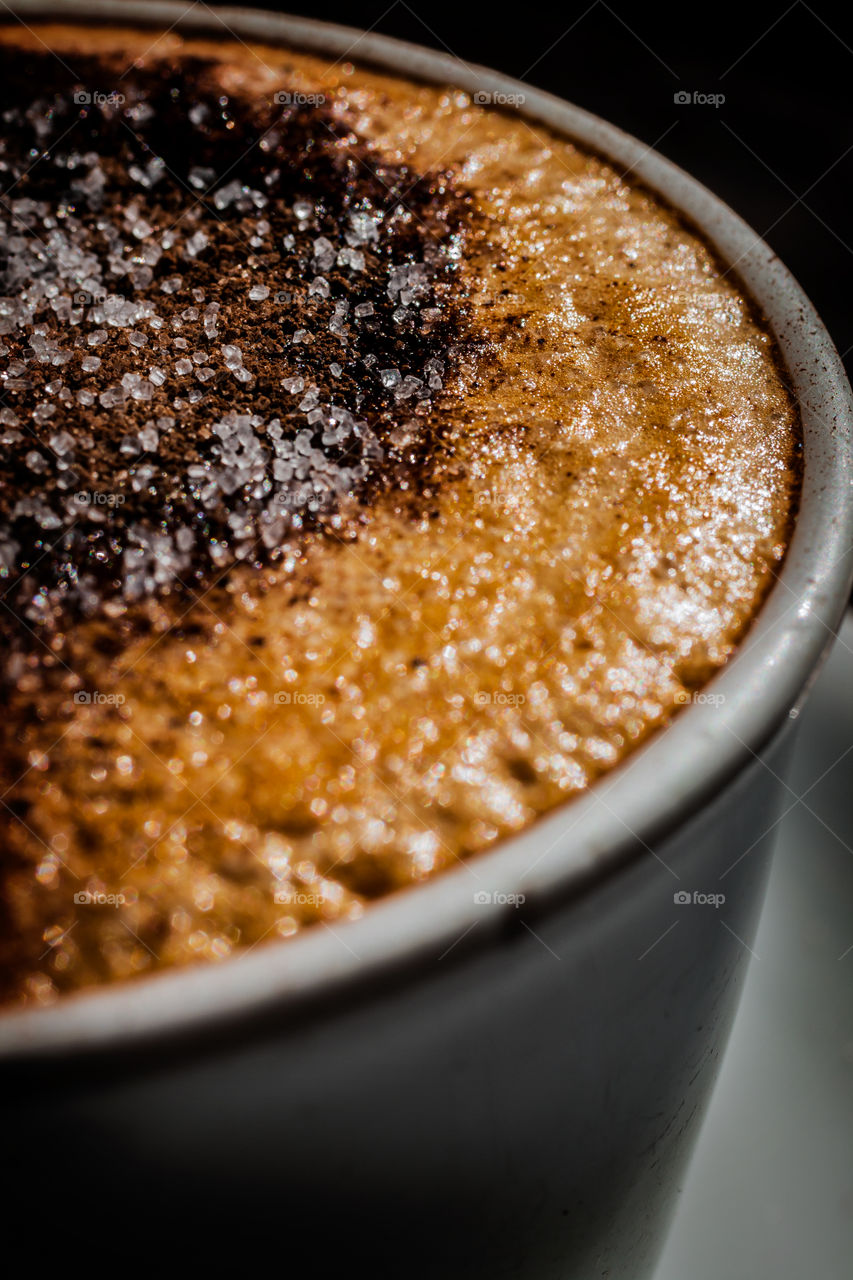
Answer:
220, 0, 853, 378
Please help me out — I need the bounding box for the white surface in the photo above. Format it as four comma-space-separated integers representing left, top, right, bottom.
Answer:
656, 612, 853, 1280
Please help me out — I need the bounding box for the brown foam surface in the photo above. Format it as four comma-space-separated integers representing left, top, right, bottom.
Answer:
0, 24, 800, 1004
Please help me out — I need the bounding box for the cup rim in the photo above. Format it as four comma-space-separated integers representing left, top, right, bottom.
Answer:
2, 0, 852, 1059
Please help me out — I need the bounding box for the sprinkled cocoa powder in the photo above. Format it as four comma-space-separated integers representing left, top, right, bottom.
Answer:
0, 48, 472, 644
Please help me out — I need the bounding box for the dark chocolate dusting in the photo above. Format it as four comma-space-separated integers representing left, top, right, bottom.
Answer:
0, 46, 473, 645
